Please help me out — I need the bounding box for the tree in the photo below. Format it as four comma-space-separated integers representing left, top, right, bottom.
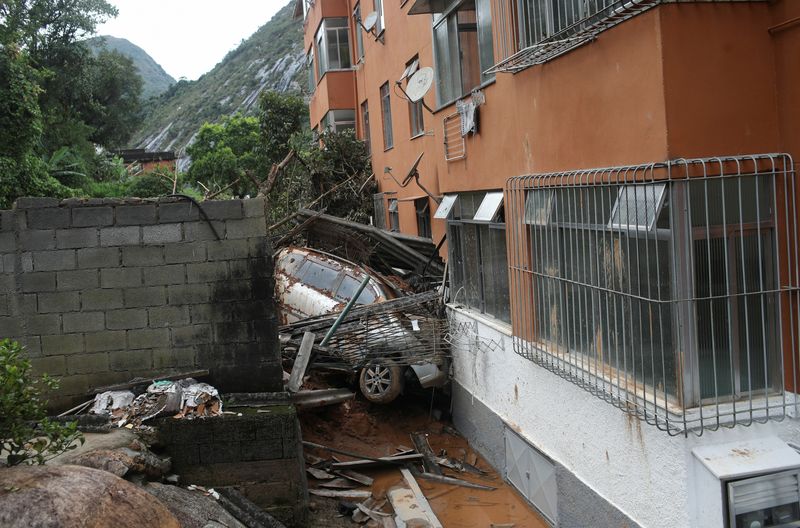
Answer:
0, 339, 83, 466
258, 91, 306, 162
187, 115, 263, 197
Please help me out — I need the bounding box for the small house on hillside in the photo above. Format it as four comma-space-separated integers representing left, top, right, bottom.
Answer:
114, 149, 177, 175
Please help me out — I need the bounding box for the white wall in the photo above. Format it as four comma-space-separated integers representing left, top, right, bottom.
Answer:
448, 307, 800, 528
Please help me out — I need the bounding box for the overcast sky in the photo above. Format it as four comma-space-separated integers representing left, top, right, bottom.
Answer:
96, 0, 288, 81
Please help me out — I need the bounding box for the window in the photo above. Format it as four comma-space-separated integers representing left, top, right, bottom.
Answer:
432, 0, 494, 106
506, 154, 798, 433
388, 198, 399, 231
404, 57, 425, 137
336, 274, 379, 304
323, 109, 356, 132
415, 198, 432, 238
447, 191, 510, 323
299, 260, 340, 290
353, 4, 365, 62
380, 82, 393, 150
373, 0, 384, 34
361, 100, 371, 154
307, 48, 315, 92
315, 18, 352, 77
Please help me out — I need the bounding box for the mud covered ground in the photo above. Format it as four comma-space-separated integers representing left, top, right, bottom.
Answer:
299, 374, 548, 528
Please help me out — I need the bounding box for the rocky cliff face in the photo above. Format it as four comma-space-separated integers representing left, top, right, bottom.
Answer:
131, 1, 306, 170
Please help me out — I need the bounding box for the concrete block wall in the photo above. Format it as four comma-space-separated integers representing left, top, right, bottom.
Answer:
0, 197, 282, 408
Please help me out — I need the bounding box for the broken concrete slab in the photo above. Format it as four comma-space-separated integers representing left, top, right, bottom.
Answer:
143, 482, 246, 528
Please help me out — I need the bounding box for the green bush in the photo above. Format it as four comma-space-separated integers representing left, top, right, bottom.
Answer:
0, 339, 83, 466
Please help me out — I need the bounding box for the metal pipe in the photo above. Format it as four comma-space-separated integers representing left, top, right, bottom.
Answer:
320, 275, 371, 346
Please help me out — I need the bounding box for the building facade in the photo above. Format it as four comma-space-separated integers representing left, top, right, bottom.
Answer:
297, 0, 800, 526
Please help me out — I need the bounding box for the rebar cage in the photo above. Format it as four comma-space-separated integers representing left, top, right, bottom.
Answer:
506, 154, 800, 435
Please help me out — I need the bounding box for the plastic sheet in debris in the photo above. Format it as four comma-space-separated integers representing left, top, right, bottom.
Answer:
91, 390, 135, 416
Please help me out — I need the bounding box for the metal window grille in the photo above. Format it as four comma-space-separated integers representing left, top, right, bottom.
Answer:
487, 0, 764, 75
506, 153, 800, 435
443, 112, 466, 161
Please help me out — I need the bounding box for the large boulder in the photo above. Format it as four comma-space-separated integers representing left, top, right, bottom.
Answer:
0, 465, 180, 528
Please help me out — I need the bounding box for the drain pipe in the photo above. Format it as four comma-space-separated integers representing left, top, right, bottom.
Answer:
319, 275, 371, 346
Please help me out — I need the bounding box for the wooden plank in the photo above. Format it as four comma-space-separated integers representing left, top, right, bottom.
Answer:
400, 468, 443, 528
309, 489, 372, 499
331, 453, 423, 470
287, 331, 315, 393
414, 472, 496, 491
319, 477, 358, 489
334, 469, 374, 487
411, 432, 442, 476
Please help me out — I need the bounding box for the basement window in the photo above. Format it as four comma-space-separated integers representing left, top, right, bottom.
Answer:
316, 18, 352, 77
447, 191, 510, 323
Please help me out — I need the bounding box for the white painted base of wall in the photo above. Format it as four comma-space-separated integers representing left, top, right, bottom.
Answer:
447, 306, 800, 528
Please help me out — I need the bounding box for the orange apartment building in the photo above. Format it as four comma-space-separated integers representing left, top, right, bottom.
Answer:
296, 0, 800, 526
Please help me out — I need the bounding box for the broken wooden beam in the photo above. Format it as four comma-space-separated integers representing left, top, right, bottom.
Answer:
287, 331, 315, 393
411, 432, 442, 476
414, 472, 497, 491
309, 489, 372, 499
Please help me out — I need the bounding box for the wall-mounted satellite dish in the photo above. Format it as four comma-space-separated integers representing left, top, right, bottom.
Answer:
363, 11, 378, 32
402, 152, 425, 186
406, 67, 434, 103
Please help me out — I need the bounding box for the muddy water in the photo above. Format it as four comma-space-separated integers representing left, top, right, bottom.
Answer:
300, 395, 548, 528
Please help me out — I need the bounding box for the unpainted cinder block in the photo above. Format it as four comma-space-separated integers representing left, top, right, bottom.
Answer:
206, 239, 249, 261
26, 207, 70, 229
16, 230, 54, 251
121, 246, 164, 267
106, 308, 148, 330
167, 283, 209, 305
77, 247, 120, 268
200, 200, 243, 220
147, 305, 190, 328
171, 324, 212, 347
67, 353, 109, 375
81, 288, 123, 311
100, 267, 142, 288
152, 346, 197, 370
100, 226, 140, 246
183, 221, 225, 242
30, 355, 67, 376
37, 291, 80, 313
84, 330, 126, 353
164, 243, 206, 264
224, 218, 266, 240
242, 198, 266, 218
142, 224, 182, 244
56, 269, 98, 291
55, 227, 99, 249
31, 250, 76, 272
186, 261, 228, 284
21, 272, 56, 293
41, 333, 83, 356
62, 311, 105, 333
142, 264, 185, 286
0, 317, 23, 337
127, 327, 170, 349
115, 204, 157, 225
109, 349, 153, 371
124, 286, 166, 308
71, 206, 113, 227
158, 202, 200, 223
26, 314, 61, 335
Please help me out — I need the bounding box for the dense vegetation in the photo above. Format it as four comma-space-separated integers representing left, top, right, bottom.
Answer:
0, 0, 146, 207
86, 35, 176, 99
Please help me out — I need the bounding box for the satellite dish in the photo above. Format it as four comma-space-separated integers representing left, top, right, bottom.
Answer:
363, 12, 378, 32
406, 67, 434, 103
402, 152, 425, 186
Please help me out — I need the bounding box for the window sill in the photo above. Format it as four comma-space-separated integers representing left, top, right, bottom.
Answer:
434, 77, 496, 115
447, 303, 512, 337
383, 146, 394, 152
410, 132, 425, 140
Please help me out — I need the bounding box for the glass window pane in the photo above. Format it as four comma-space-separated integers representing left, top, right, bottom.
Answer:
302, 261, 341, 290
475, 0, 495, 83
609, 183, 666, 231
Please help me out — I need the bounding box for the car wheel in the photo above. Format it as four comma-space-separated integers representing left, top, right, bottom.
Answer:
359, 361, 404, 404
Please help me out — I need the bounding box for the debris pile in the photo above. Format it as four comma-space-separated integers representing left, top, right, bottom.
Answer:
88, 376, 222, 428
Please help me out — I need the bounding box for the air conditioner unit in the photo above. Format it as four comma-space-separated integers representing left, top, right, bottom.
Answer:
692, 437, 800, 528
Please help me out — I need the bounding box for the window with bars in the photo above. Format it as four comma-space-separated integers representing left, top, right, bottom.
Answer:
432, 0, 494, 107
506, 154, 800, 434
444, 191, 510, 323
316, 18, 352, 77
380, 82, 394, 150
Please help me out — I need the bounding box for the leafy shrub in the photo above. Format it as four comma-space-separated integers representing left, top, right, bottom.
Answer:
0, 339, 83, 466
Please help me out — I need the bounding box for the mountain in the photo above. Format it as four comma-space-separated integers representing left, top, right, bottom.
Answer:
130, 1, 306, 170
87, 36, 176, 99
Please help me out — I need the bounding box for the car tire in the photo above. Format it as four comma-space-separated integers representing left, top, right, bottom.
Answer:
359, 361, 404, 404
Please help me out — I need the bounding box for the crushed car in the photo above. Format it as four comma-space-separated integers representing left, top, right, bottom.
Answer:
275, 246, 448, 404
